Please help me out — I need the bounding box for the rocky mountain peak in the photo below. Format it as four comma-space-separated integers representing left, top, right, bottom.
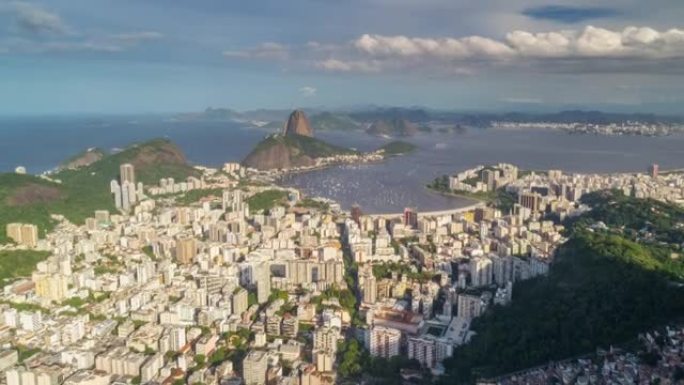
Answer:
283, 109, 314, 137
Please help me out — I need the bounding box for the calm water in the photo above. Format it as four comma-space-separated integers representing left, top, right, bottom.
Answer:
0, 116, 269, 173
2, 116, 684, 214
282, 129, 684, 213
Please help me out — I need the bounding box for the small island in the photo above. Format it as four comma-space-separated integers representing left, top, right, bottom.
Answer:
377, 141, 417, 157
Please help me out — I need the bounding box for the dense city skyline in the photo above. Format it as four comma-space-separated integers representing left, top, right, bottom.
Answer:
2, 131, 684, 385
2, 2, 684, 385
1, 0, 684, 114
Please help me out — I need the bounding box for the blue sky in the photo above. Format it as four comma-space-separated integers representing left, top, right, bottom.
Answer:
0, 0, 683, 115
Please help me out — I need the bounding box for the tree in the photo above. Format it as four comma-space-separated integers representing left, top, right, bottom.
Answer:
338, 339, 364, 378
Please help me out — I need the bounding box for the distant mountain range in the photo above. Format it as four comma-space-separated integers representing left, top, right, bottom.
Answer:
309, 112, 360, 132
366, 118, 419, 137
178, 107, 684, 137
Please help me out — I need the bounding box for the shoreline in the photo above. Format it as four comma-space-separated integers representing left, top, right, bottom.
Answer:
364, 200, 486, 219
265, 148, 417, 179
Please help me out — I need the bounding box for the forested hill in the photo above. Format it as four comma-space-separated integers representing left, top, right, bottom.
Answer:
0, 139, 197, 244
440, 190, 684, 384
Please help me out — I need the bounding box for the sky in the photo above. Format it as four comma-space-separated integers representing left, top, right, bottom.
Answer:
0, 0, 683, 115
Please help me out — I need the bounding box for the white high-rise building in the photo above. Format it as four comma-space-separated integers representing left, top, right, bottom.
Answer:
121, 181, 131, 212
362, 274, 377, 305
120, 163, 136, 185
457, 294, 485, 320
170, 327, 187, 351
110, 180, 122, 209
232, 288, 248, 316
313, 326, 340, 353
255, 262, 271, 304
242, 350, 268, 385
408, 336, 436, 368
469, 257, 493, 287
126, 181, 137, 204
367, 326, 401, 358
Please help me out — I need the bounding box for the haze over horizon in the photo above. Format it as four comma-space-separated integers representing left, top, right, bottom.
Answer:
1, 0, 683, 115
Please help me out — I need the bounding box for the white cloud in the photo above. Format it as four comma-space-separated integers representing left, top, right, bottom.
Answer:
10, 1, 69, 34
228, 25, 684, 76
505, 30, 574, 57
224, 42, 289, 60
0, 33, 165, 54
353, 33, 514, 59
0, 2, 164, 54
354, 26, 684, 62
316, 58, 382, 73
299, 86, 317, 97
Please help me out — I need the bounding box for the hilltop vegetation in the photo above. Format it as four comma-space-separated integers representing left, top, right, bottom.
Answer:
377, 141, 417, 156
55, 138, 198, 186
0, 139, 197, 244
309, 112, 360, 131
0, 249, 51, 283
246, 190, 288, 213
0, 173, 63, 242
440, 193, 684, 383
59, 148, 105, 170
243, 134, 357, 170
577, 189, 684, 245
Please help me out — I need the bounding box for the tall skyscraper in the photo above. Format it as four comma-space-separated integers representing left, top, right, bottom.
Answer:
33, 273, 69, 301
407, 336, 436, 368
367, 326, 401, 358
176, 237, 197, 265
6, 223, 38, 248
649, 163, 659, 178
170, 327, 187, 351
457, 293, 485, 320
6, 223, 22, 244
110, 180, 123, 209
126, 181, 137, 204
255, 262, 271, 304
120, 163, 136, 185
518, 192, 542, 212
469, 257, 493, 287
242, 350, 268, 385
20, 225, 38, 248
313, 326, 340, 353
351, 204, 363, 225
232, 288, 249, 316
121, 182, 131, 212
363, 275, 377, 304
403, 207, 418, 229
481, 169, 497, 191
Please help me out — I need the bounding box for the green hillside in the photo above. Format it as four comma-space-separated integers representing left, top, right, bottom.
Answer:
243, 133, 358, 170
59, 147, 105, 170
0, 250, 51, 283
0, 173, 64, 243
310, 112, 360, 131
251, 134, 356, 158
0, 139, 197, 244
440, 192, 684, 383
577, 189, 684, 244
246, 190, 289, 212
377, 141, 417, 156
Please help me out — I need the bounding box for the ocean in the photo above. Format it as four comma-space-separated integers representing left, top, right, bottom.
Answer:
2, 115, 684, 214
